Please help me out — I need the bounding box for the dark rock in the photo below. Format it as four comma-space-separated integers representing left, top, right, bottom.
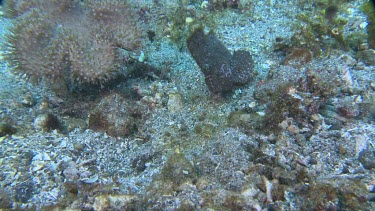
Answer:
324, 5, 338, 20
0, 123, 17, 137
21, 151, 35, 166
126, 62, 162, 80
369, 193, 375, 202
324, 118, 343, 130
63, 181, 78, 195
147, 30, 156, 42
131, 153, 154, 173
15, 182, 34, 203
358, 149, 375, 170
356, 49, 375, 65
275, 169, 296, 185
0, 189, 12, 209
187, 27, 255, 94
34, 113, 64, 132
254, 155, 276, 167
20, 95, 36, 108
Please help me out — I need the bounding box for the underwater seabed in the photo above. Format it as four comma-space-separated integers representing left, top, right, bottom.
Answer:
0, 0, 375, 210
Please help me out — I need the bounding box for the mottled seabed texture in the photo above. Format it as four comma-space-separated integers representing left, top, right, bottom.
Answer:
0, 0, 375, 210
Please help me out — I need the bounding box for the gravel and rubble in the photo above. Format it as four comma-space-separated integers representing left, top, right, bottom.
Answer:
1, 0, 375, 210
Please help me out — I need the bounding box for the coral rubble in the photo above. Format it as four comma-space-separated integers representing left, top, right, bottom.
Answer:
2, 0, 141, 86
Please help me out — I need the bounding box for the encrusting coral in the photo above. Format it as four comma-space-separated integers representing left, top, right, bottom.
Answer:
2, 0, 141, 86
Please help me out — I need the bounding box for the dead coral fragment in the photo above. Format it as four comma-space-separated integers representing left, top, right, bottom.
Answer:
3, 0, 141, 86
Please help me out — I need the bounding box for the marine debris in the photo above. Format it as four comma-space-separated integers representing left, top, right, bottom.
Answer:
187, 27, 255, 94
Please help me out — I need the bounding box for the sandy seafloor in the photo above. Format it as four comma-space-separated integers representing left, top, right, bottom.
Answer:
1, 0, 375, 210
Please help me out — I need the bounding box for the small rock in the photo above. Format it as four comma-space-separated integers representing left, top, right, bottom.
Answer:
167, 93, 183, 113
369, 193, 375, 202
355, 135, 368, 156
353, 61, 366, 70
62, 161, 79, 182
358, 149, 375, 170
283, 48, 312, 67
356, 49, 375, 65
185, 17, 194, 24
34, 113, 63, 132
241, 187, 259, 200
340, 54, 357, 66
274, 169, 296, 185
21, 94, 36, 108
358, 43, 369, 51
194, 122, 215, 138
93, 194, 138, 211
370, 82, 375, 91
0, 123, 17, 137
73, 142, 85, 152
0, 189, 12, 208
80, 174, 98, 184
359, 22, 368, 29
88, 93, 136, 137
15, 182, 34, 203
93, 195, 110, 211
33, 152, 51, 161
31, 161, 45, 172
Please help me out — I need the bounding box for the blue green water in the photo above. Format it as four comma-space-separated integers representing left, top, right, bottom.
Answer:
0, 0, 374, 210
